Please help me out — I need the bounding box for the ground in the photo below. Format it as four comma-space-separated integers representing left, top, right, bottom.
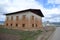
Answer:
0, 25, 56, 40
0, 25, 42, 40
36, 26, 56, 40
0, 33, 20, 40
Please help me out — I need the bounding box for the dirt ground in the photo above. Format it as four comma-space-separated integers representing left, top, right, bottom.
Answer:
0, 33, 21, 40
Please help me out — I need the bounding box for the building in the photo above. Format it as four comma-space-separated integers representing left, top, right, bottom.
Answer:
5, 9, 44, 31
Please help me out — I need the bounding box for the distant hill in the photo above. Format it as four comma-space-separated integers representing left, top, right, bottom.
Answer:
0, 21, 4, 25
50, 22, 60, 27
50, 22, 60, 25
43, 22, 60, 27
0, 21, 4, 23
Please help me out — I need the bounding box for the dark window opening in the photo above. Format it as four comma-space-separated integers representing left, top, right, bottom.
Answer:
6, 23, 8, 26
11, 24, 12, 26
16, 24, 18, 27
32, 24, 34, 27
22, 24, 25, 27
36, 24, 37, 27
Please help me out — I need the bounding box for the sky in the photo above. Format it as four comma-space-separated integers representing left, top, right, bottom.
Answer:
0, 0, 60, 22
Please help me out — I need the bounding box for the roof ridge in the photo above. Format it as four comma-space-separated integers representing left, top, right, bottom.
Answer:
4, 9, 44, 17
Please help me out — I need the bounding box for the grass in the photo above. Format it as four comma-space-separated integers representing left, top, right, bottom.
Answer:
0, 27, 42, 40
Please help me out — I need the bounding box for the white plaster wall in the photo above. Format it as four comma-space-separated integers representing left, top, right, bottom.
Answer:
30, 12, 42, 20
6, 11, 42, 21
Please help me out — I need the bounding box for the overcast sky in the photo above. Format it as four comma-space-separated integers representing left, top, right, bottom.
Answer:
0, 0, 60, 22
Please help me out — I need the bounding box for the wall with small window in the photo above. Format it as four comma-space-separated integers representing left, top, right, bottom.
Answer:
6, 11, 31, 21
16, 16, 19, 20
5, 11, 43, 30
7, 12, 42, 20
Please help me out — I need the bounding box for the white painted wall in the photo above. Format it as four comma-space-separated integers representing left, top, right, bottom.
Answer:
6, 11, 42, 21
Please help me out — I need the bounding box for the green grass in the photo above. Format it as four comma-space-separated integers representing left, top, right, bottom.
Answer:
0, 28, 42, 40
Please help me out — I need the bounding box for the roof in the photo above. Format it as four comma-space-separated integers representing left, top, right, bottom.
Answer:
5, 9, 44, 17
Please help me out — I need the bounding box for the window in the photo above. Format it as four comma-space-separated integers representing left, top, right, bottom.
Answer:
36, 24, 37, 27
7, 17, 9, 20
32, 24, 34, 27
16, 24, 18, 27
11, 16, 13, 20
16, 16, 19, 20
32, 16, 34, 20
11, 24, 12, 26
22, 15, 26, 20
6, 23, 8, 26
22, 24, 25, 27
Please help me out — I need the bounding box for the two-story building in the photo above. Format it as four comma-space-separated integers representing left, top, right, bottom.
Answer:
5, 9, 44, 31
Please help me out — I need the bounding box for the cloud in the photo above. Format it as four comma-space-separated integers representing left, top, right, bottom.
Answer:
48, 0, 60, 4
0, 0, 44, 21
0, 15, 6, 21
36, 0, 60, 9
0, 0, 60, 22
5, 0, 43, 12
42, 8, 60, 22
48, 17, 60, 22
0, 0, 8, 4
0, 4, 7, 14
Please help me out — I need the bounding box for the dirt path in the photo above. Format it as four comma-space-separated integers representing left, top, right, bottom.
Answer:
48, 27, 60, 40
36, 30, 55, 40
0, 33, 21, 40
